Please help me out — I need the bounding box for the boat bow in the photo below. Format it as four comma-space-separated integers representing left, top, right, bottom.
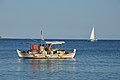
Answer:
17, 49, 25, 58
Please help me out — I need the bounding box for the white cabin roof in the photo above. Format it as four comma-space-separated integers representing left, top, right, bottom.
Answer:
45, 41, 65, 44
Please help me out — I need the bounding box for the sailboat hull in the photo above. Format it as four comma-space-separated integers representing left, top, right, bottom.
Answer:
90, 39, 94, 42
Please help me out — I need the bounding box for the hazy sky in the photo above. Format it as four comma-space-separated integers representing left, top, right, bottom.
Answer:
0, 0, 120, 39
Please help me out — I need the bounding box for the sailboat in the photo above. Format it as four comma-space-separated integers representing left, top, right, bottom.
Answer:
90, 27, 96, 42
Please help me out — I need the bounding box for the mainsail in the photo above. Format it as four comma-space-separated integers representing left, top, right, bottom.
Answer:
90, 27, 95, 41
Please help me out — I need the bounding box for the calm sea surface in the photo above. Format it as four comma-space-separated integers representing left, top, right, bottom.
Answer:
0, 39, 120, 80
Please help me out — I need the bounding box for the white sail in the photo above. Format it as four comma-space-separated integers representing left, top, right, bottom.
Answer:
90, 27, 95, 41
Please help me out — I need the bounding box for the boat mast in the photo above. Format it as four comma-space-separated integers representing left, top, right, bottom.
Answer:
41, 30, 44, 41
40, 30, 45, 45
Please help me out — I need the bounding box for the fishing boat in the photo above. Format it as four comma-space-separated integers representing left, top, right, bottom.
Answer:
16, 31, 76, 59
16, 41, 76, 59
90, 27, 97, 42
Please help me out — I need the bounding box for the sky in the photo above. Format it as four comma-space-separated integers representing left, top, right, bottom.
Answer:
0, 0, 120, 39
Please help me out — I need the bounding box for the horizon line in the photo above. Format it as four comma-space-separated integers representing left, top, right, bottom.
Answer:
1, 37, 120, 40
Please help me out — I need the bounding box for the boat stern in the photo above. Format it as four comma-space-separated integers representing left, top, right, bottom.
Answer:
72, 49, 76, 58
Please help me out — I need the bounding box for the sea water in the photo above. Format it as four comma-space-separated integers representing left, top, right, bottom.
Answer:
0, 39, 120, 80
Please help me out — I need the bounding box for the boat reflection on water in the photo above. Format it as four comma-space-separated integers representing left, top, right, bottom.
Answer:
18, 58, 76, 72
31, 59, 76, 72
17, 58, 76, 79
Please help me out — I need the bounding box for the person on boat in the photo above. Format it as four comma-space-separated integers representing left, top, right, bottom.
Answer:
39, 44, 45, 53
31, 44, 39, 54
45, 44, 53, 54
